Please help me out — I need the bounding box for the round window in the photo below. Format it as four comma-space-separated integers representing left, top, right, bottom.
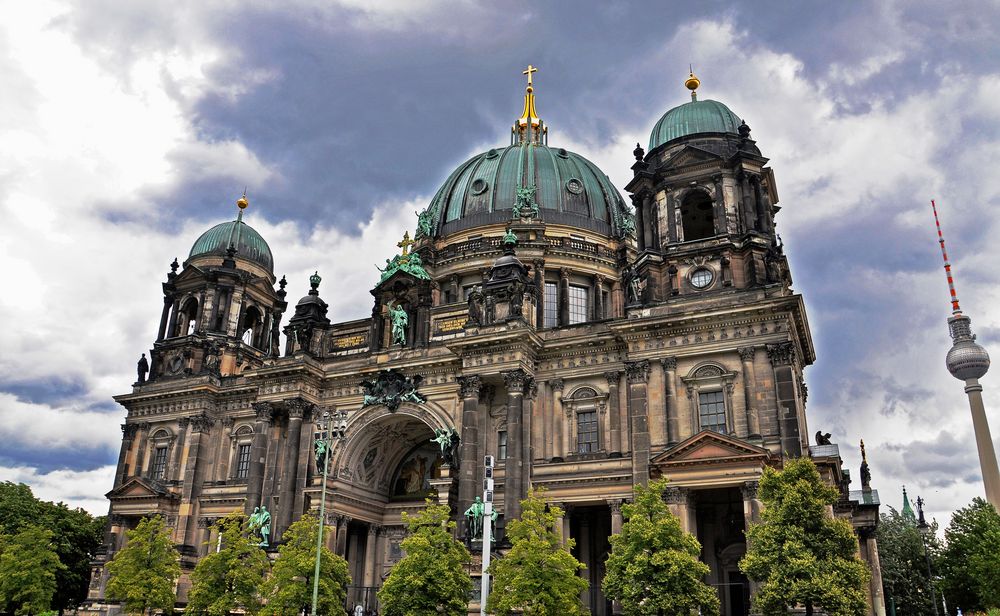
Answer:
470, 179, 489, 195
690, 268, 714, 289
566, 178, 584, 194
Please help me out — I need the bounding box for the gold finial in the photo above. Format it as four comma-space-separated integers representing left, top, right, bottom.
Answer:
685, 66, 701, 101
397, 230, 415, 256
514, 64, 544, 144
236, 187, 249, 210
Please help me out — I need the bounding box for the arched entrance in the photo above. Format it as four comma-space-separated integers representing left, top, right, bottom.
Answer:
329, 403, 456, 613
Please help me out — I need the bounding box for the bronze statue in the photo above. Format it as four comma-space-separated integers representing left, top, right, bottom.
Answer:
248, 505, 271, 547
464, 496, 485, 540
137, 353, 149, 384
389, 303, 408, 345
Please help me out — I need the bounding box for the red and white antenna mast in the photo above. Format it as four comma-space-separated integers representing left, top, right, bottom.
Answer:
931, 199, 962, 316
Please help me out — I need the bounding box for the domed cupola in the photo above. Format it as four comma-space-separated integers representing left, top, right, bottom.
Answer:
647, 71, 743, 153
414, 67, 635, 240
188, 193, 274, 274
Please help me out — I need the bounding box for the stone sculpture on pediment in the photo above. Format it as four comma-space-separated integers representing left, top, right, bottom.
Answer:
360, 369, 426, 412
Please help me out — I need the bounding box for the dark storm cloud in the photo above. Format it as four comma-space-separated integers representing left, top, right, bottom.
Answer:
0, 443, 115, 475
883, 431, 982, 489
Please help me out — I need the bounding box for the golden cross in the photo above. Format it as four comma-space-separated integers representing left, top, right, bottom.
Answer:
397, 230, 415, 255
523, 64, 538, 87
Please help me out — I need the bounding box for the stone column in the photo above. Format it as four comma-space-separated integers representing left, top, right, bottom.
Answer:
534, 259, 545, 328
609, 499, 624, 615
625, 360, 651, 486
157, 295, 172, 342
206, 519, 220, 555
661, 357, 679, 445
168, 417, 190, 482
864, 530, 887, 616
664, 487, 695, 535
767, 342, 802, 457
244, 403, 273, 514
551, 378, 565, 461
605, 371, 623, 456
457, 375, 483, 523
336, 515, 351, 557
579, 516, 592, 611
633, 195, 646, 251
323, 513, 338, 552
276, 400, 308, 541
132, 422, 150, 478
523, 378, 536, 492
362, 524, 380, 588
197, 517, 212, 557
114, 424, 139, 488
502, 369, 528, 520
178, 414, 213, 546
553, 502, 567, 548
738, 347, 761, 438
214, 417, 234, 481
559, 268, 570, 326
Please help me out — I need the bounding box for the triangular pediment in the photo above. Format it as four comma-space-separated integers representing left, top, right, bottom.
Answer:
106, 476, 174, 500
651, 430, 773, 466
660, 145, 723, 170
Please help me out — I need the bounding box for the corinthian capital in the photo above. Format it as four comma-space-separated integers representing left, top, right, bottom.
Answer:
765, 342, 795, 366
457, 375, 482, 399
624, 360, 650, 384
737, 346, 757, 362
502, 369, 528, 393
252, 402, 274, 423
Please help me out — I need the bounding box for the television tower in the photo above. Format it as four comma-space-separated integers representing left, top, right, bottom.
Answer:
932, 200, 1000, 510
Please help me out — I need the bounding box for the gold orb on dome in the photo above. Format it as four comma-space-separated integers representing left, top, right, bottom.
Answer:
237, 193, 249, 209
685, 71, 701, 92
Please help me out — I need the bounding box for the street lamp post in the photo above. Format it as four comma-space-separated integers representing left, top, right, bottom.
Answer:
311, 409, 348, 616
916, 496, 940, 616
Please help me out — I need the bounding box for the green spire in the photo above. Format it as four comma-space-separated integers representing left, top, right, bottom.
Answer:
901, 486, 916, 521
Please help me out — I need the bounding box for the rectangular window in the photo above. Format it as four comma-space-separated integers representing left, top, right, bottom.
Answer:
698, 390, 727, 433
577, 410, 598, 453
151, 447, 168, 480
568, 285, 589, 324
235, 443, 252, 479
497, 431, 507, 459
543, 283, 558, 328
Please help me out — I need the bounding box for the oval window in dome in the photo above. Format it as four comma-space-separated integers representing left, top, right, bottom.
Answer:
557, 148, 569, 158
470, 178, 489, 195
566, 178, 584, 195
485, 148, 499, 159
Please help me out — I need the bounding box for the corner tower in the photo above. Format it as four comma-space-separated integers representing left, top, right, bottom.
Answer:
149, 194, 288, 381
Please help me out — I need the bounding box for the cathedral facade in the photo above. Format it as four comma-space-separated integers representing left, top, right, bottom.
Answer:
86, 71, 885, 616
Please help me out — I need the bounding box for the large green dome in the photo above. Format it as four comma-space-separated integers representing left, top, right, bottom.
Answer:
648, 99, 742, 151
189, 219, 274, 272
422, 143, 634, 239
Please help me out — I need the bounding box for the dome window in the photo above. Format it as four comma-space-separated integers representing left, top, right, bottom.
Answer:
690, 268, 714, 289
486, 148, 499, 159
565, 178, 584, 195
470, 179, 489, 195
556, 148, 569, 158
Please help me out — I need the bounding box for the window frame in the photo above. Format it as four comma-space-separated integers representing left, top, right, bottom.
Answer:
567, 284, 589, 325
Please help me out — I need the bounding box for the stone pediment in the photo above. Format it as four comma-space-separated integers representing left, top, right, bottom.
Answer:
651, 431, 772, 468
106, 477, 176, 501
660, 145, 723, 170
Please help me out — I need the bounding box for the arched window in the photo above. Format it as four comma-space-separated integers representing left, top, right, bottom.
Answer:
178, 297, 199, 336
232, 425, 253, 480
680, 191, 715, 242
682, 363, 737, 435
241, 306, 263, 348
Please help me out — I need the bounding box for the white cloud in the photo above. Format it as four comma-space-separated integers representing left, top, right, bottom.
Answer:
0, 464, 116, 515
0, 393, 124, 450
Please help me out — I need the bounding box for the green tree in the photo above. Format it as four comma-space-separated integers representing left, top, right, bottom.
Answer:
876, 507, 939, 616
487, 488, 588, 616
939, 497, 1000, 613
186, 514, 270, 616
739, 458, 869, 616
0, 526, 65, 615
105, 516, 180, 615
0, 481, 105, 611
603, 478, 720, 616
263, 513, 350, 616
378, 499, 472, 616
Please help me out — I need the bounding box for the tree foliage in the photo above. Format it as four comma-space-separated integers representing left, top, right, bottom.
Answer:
938, 497, 1000, 613
0, 526, 65, 615
876, 507, 939, 616
378, 499, 472, 616
263, 513, 351, 616
487, 488, 588, 616
740, 458, 869, 616
603, 478, 720, 616
186, 513, 270, 616
105, 516, 180, 615
0, 481, 104, 611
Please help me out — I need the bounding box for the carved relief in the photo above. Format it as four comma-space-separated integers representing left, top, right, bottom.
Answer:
624, 360, 650, 384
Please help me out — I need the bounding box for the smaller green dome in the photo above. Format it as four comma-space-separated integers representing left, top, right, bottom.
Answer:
189, 219, 273, 272
648, 99, 742, 151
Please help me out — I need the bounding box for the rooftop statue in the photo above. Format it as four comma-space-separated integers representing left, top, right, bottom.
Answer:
375, 231, 431, 283
136, 353, 149, 384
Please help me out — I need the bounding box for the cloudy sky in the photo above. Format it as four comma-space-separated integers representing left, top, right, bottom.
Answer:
1, 0, 999, 525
